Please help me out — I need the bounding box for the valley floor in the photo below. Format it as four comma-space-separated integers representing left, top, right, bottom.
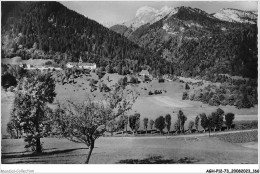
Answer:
1, 130, 258, 164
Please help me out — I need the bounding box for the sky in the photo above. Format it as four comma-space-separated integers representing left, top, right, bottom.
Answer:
60, 1, 258, 27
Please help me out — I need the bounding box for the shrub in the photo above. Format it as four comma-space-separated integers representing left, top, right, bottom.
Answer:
118, 77, 128, 87
189, 93, 195, 101
182, 92, 189, 100
188, 121, 194, 132
208, 94, 220, 106
158, 78, 165, 83
143, 75, 150, 82
122, 67, 130, 75
105, 64, 113, 73
45, 61, 53, 66
148, 91, 153, 95
236, 94, 254, 109
89, 79, 98, 87
154, 90, 162, 95
185, 83, 190, 90
234, 120, 258, 130
1, 73, 17, 89
130, 76, 138, 84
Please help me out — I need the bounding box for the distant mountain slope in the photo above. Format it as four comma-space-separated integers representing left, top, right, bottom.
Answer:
112, 6, 258, 78
213, 8, 257, 24
109, 25, 133, 38
110, 6, 175, 37
1, 1, 173, 74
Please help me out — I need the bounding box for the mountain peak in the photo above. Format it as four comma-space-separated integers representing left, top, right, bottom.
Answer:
213, 8, 257, 24
136, 6, 157, 17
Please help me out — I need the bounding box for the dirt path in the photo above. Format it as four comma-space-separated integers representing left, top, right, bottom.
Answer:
102, 129, 258, 140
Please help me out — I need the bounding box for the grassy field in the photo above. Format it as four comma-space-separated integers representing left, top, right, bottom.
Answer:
2, 133, 257, 164
55, 72, 257, 130
1, 71, 258, 164
1, 72, 258, 136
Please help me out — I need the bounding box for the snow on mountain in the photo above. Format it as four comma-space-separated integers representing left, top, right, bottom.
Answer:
122, 6, 175, 30
135, 6, 158, 17
213, 8, 257, 24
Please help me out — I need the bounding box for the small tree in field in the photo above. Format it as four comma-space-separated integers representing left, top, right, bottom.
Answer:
174, 121, 180, 134
195, 115, 200, 130
117, 115, 128, 134
143, 118, 149, 134
177, 110, 187, 133
129, 113, 140, 134
212, 108, 224, 131
149, 119, 154, 130
188, 121, 194, 133
10, 71, 56, 153
55, 84, 137, 164
225, 113, 235, 130
165, 114, 171, 134
155, 116, 165, 134
185, 83, 190, 90
107, 119, 118, 136
207, 113, 215, 136
200, 113, 208, 133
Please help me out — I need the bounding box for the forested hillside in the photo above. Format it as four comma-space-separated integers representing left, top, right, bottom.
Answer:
2, 2, 257, 79
1, 1, 173, 75
112, 6, 258, 78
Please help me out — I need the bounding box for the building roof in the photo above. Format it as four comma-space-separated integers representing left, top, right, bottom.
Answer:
140, 70, 149, 75
2, 57, 53, 66
67, 62, 96, 66
67, 62, 78, 65
2, 57, 23, 65
80, 63, 96, 66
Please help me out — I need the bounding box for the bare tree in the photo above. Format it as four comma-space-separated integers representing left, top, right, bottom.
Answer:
54, 85, 137, 164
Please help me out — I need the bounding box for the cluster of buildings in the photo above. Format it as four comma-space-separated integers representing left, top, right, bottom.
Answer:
66, 57, 96, 70
2, 56, 96, 71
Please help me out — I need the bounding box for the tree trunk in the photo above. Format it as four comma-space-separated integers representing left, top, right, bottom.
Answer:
85, 141, 95, 164
36, 138, 42, 153
16, 130, 19, 139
